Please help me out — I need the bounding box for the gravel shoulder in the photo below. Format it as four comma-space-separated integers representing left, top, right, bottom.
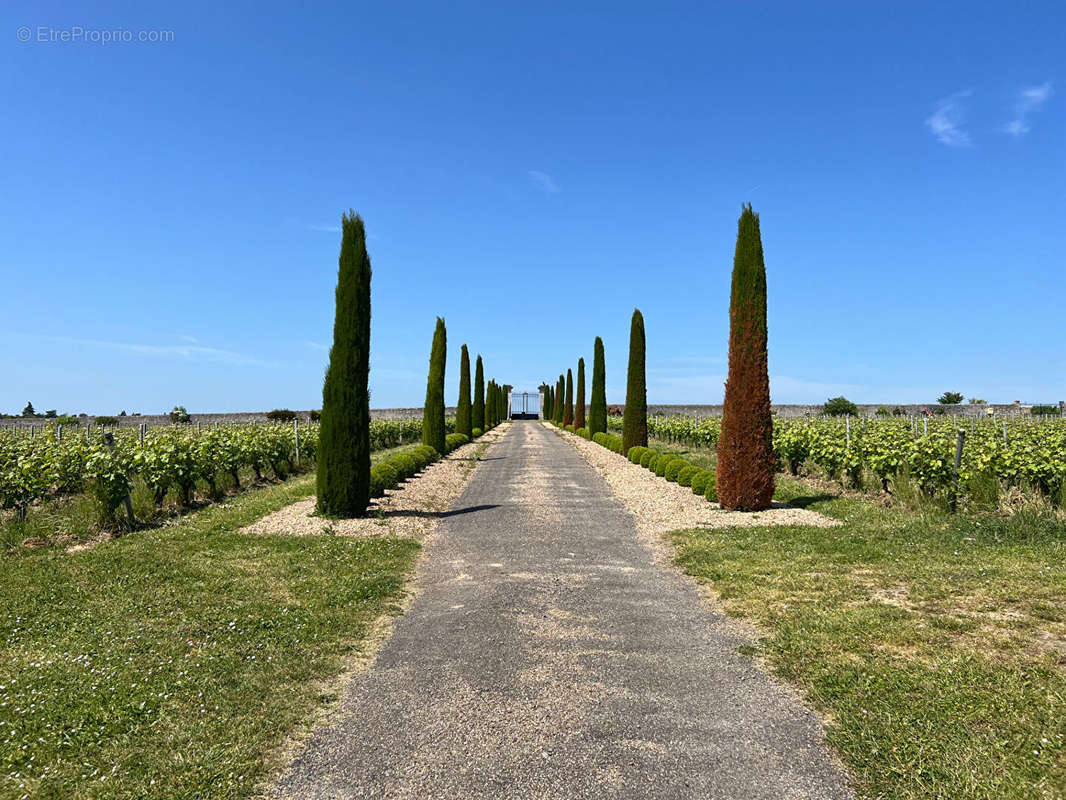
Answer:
241, 428, 507, 540
550, 424, 840, 543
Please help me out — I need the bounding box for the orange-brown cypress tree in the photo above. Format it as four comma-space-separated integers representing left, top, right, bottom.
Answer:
717, 204, 774, 510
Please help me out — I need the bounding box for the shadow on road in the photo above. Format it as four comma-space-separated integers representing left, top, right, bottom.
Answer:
382, 504, 500, 520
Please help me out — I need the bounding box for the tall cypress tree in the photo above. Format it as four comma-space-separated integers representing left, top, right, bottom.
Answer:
555, 375, 565, 424
473, 355, 485, 431
575, 358, 586, 430
317, 211, 372, 517
456, 344, 472, 437
622, 309, 648, 453
486, 380, 495, 427
563, 369, 574, 426
546, 385, 554, 420
589, 337, 607, 435
422, 317, 447, 454
717, 204, 775, 510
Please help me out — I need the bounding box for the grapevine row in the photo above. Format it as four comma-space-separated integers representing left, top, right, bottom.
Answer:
0, 418, 441, 523
608, 415, 1066, 501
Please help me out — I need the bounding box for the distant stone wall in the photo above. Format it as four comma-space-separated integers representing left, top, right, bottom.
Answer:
647, 403, 1062, 419
4, 402, 1061, 430
1, 408, 458, 429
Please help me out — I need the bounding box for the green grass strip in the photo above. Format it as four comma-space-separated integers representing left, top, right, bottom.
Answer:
0, 471, 420, 799
670, 479, 1066, 799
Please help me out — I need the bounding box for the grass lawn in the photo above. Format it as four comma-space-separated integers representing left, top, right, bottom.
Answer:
669, 469, 1066, 799
0, 461, 422, 799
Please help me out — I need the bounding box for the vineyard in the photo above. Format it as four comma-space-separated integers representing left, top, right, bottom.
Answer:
609, 414, 1066, 505
0, 418, 442, 528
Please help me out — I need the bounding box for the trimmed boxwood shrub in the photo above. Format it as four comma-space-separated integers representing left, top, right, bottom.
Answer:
565, 424, 575, 432
691, 470, 715, 496
577, 428, 591, 439
392, 453, 418, 478
369, 462, 399, 497
628, 446, 648, 464
413, 445, 439, 466
704, 473, 718, 502
592, 432, 624, 453
640, 450, 657, 469
664, 459, 687, 482
445, 433, 469, 452
472, 427, 483, 437
654, 455, 678, 477
677, 465, 700, 487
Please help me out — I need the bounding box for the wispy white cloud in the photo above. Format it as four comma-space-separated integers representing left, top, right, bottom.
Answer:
926, 91, 973, 147
302, 340, 329, 352
1005, 82, 1053, 136
527, 169, 560, 194
305, 223, 341, 233
46, 336, 278, 367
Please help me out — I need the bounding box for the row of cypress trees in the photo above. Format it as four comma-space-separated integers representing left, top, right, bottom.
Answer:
423, 320, 504, 446
483, 380, 508, 428
543, 331, 613, 438
315, 213, 507, 521
543, 205, 774, 512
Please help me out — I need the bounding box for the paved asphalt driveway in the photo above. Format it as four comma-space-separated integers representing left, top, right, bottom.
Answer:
271, 421, 854, 799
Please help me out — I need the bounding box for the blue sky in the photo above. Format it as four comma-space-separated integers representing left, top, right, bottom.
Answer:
2, 1, 1063, 414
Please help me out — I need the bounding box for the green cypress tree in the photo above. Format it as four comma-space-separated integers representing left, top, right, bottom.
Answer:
422, 317, 447, 454
575, 358, 586, 430
563, 369, 574, 427
589, 337, 607, 435
555, 375, 565, 424
717, 205, 774, 510
456, 344, 472, 437
317, 211, 372, 517
473, 355, 485, 431
546, 385, 554, 420
622, 309, 648, 453
486, 380, 494, 427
